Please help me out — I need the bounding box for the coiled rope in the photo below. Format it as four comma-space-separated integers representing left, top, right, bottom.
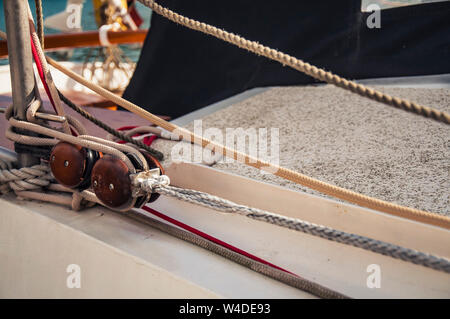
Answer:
138, 0, 450, 125
135, 176, 450, 274
5, 1, 446, 229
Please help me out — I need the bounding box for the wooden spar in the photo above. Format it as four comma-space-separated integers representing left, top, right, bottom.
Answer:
0, 29, 148, 58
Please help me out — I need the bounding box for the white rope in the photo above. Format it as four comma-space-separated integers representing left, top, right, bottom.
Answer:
99, 22, 121, 47
0, 164, 52, 193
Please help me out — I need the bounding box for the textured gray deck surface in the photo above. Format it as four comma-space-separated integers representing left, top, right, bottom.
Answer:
154, 85, 450, 216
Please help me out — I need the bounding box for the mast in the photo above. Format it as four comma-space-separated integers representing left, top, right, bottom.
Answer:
3, 0, 40, 167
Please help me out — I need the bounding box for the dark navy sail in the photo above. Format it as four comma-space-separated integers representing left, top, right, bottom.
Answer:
124, 0, 450, 118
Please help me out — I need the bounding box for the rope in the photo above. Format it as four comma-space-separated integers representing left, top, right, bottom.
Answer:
0, 164, 52, 193
108, 125, 222, 165
2, 5, 448, 294
34, 0, 44, 49
134, 207, 349, 299
135, 176, 450, 274
0, 159, 13, 170
9, 118, 136, 171
20, 1, 447, 229
0, 159, 13, 194
1, 16, 348, 297
1, 22, 163, 160
57, 90, 164, 160
0, 162, 95, 211
46, 55, 450, 230
139, 0, 450, 125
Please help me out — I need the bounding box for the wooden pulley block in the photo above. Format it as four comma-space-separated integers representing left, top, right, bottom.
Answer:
91, 155, 133, 209
91, 152, 165, 209
50, 142, 98, 189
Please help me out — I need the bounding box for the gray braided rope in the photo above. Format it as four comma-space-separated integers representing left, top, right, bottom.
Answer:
135, 177, 450, 274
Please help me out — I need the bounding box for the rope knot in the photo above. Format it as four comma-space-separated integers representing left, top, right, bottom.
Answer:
132, 169, 170, 194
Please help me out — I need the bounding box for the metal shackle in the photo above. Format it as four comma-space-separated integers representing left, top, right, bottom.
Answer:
91, 151, 165, 209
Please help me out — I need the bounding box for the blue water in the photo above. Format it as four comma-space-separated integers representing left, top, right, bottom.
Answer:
0, 0, 152, 65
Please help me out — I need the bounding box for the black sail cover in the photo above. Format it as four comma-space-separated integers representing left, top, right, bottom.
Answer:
123, 0, 450, 118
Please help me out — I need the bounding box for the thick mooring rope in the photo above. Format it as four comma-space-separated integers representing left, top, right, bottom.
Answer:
136, 177, 450, 274
138, 0, 450, 125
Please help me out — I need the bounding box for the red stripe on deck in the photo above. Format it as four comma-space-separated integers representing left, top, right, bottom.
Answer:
142, 205, 297, 276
